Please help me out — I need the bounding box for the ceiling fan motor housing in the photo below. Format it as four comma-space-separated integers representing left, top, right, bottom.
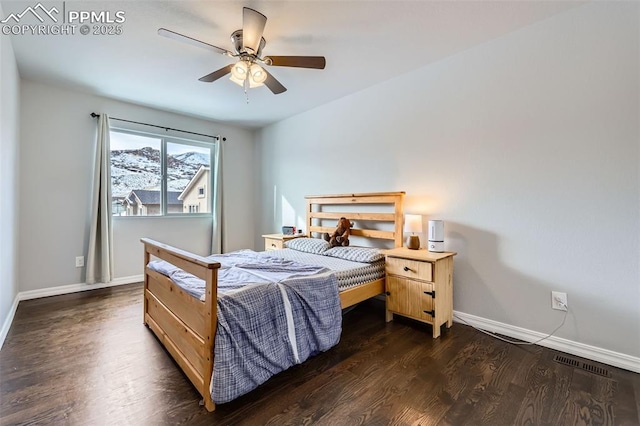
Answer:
231, 29, 266, 57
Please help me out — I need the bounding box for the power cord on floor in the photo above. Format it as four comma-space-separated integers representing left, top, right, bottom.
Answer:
453, 301, 569, 346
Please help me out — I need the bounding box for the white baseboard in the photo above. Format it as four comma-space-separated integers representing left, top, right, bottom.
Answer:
0, 294, 20, 350
454, 310, 640, 374
18, 275, 144, 301
0, 275, 143, 350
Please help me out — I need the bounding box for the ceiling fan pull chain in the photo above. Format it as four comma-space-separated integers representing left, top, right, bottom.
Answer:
244, 75, 250, 104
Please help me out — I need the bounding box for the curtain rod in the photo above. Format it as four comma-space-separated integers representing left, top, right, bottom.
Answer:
90, 113, 225, 141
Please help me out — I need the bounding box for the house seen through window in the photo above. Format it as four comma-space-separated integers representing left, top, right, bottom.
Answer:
110, 129, 214, 216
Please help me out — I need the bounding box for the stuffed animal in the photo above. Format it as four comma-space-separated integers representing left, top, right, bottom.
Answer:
324, 217, 352, 247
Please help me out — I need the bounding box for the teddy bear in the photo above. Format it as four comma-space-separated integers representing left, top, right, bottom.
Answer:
324, 217, 352, 247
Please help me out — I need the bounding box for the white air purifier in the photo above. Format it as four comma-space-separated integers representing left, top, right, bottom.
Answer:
428, 220, 444, 252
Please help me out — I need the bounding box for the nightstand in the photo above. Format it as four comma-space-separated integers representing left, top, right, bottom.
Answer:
262, 234, 304, 251
384, 247, 456, 338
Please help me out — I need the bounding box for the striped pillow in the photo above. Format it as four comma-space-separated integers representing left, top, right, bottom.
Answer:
324, 246, 384, 263
285, 238, 330, 254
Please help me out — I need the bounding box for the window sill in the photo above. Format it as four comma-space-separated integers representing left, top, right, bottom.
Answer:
113, 214, 212, 220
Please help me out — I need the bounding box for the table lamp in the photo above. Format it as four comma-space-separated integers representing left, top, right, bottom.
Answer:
404, 214, 422, 250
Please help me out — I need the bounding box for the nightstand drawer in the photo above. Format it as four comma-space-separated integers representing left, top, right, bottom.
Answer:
386, 276, 434, 321
386, 257, 433, 282
264, 238, 284, 251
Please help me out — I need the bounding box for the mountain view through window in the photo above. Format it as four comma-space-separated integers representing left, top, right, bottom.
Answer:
110, 130, 212, 216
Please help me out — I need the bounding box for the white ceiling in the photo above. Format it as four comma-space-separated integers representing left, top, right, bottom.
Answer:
2, 1, 582, 128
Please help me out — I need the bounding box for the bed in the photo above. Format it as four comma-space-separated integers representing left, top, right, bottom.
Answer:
141, 191, 405, 411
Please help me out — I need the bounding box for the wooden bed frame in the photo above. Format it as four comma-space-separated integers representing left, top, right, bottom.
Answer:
141, 191, 404, 412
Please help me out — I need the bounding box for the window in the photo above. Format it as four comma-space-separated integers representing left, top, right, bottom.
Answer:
110, 129, 215, 216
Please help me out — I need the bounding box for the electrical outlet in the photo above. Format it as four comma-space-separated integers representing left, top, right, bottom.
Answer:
551, 291, 568, 311
75, 256, 84, 268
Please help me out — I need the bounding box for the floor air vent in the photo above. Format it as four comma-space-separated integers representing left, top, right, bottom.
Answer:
553, 355, 611, 377
581, 363, 611, 378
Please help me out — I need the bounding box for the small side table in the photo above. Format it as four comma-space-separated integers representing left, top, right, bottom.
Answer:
384, 247, 456, 338
262, 233, 304, 251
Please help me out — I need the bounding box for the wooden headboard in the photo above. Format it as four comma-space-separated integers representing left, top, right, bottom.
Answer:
305, 192, 405, 248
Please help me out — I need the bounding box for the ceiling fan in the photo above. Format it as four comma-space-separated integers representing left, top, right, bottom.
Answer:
158, 7, 326, 95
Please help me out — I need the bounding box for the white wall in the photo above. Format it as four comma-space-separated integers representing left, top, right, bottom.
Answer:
0, 3, 21, 336
19, 80, 255, 291
256, 3, 639, 359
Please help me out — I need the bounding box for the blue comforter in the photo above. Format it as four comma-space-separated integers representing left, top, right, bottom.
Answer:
148, 250, 342, 404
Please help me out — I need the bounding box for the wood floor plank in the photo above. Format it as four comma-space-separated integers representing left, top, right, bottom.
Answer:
612, 373, 640, 426
1, 284, 638, 425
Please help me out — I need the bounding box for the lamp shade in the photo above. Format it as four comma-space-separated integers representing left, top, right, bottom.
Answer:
250, 63, 267, 84
404, 214, 423, 233
230, 61, 248, 80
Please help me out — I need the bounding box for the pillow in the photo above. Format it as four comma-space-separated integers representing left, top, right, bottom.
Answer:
324, 246, 384, 263
285, 237, 330, 254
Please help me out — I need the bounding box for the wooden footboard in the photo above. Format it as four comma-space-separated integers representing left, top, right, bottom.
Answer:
142, 238, 220, 412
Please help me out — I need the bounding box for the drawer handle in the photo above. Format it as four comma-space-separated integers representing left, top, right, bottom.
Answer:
403, 266, 413, 272
385, 291, 391, 296
271, 243, 276, 247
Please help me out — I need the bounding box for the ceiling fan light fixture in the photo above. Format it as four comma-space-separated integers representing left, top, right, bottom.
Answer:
230, 61, 266, 88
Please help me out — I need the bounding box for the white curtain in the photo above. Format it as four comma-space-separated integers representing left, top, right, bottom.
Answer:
211, 138, 224, 254
86, 114, 114, 284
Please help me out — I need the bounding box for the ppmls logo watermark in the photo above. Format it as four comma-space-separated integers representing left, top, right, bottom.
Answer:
1, 2, 126, 36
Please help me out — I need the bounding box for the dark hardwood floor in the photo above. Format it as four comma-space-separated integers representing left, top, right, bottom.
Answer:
1, 283, 638, 425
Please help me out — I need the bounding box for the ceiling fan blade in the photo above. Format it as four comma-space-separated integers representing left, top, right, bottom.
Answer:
263, 69, 287, 94
265, 56, 326, 69
242, 7, 267, 53
198, 64, 233, 82
158, 28, 232, 56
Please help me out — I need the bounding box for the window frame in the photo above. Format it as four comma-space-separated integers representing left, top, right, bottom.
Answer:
109, 127, 217, 218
